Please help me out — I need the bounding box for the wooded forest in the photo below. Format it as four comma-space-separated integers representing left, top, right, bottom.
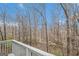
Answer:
0, 3, 79, 56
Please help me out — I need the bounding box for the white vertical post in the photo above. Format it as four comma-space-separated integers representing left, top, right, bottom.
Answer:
26, 48, 31, 56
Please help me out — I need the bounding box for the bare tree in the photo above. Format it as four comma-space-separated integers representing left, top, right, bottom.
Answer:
33, 4, 49, 52
60, 3, 71, 55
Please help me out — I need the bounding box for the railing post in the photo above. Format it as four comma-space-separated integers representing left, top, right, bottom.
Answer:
26, 48, 31, 56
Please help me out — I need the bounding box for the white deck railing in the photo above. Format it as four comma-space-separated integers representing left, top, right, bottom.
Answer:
12, 40, 54, 56
0, 40, 54, 56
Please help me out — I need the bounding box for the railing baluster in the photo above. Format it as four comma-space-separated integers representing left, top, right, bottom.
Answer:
6, 43, 7, 55
1, 44, 2, 53
4, 43, 6, 55
5, 43, 7, 55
